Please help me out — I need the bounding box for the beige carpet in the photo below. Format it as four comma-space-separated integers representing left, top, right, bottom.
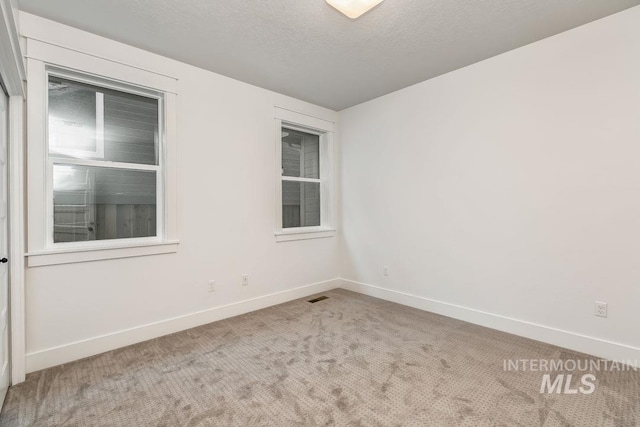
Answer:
1, 289, 638, 426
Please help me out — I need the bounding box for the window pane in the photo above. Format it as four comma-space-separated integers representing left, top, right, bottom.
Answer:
282, 181, 320, 228
48, 75, 159, 165
282, 128, 319, 178
53, 164, 157, 243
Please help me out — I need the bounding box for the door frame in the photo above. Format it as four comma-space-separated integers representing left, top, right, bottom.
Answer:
0, 0, 26, 385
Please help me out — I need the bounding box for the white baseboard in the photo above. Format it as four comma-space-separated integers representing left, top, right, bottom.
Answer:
339, 279, 640, 367
26, 279, 340, 373
26, 277, 640, 374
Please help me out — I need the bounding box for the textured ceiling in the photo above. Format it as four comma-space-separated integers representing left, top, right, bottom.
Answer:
19, 0, 640, 110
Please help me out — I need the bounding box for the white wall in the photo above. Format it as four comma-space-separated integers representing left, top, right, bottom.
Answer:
339, 7, 640, 360
22, 13, 340, 372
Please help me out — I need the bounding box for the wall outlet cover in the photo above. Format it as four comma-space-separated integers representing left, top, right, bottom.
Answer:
595, 301, 607, 318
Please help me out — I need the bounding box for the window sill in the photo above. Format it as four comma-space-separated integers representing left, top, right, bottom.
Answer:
275, 228, 336, 242
26, 240, 179, 267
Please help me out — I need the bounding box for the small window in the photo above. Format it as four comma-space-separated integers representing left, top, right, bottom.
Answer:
47, 69, 164, 245
274, 108, 335, 242
281, 128, 321, 228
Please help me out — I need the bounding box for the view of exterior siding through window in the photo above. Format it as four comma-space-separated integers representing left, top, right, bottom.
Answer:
48, 75, 160, 243
281, 128, 321, 228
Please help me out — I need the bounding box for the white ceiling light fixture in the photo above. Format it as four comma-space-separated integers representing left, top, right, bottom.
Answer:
326, 0, 385, 19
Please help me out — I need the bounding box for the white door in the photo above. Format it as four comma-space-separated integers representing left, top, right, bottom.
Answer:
0, 87, 9, 406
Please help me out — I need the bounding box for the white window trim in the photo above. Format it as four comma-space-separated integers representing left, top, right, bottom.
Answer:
26, 39, 179, 266
274, 107, 336, 242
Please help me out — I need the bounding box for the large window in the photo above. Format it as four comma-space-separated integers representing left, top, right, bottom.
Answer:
275, 108, 335, 242
48, 71, 162, 244
26, 40, 178, 266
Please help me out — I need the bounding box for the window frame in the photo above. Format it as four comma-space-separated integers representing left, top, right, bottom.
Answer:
26, 39, 179, 266
274, 107, 336, 242
45, 66, 166, 249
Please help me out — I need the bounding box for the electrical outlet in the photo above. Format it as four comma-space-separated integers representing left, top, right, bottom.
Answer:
242, 274, 249, 286
595, 301, 607, 318
383, 266, 389, 276
208, 280, 215, 292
